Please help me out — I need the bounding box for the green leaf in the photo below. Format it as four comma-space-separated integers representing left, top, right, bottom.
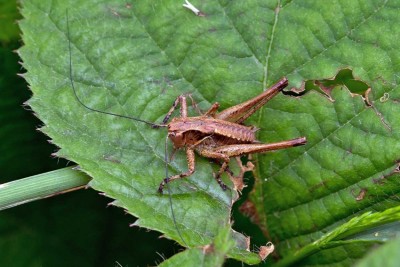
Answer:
159, 226, 237, 267
355, 237, 400, 267
275, 205, 400, 267
18, 0, 400, 265
247, 1, 400, 265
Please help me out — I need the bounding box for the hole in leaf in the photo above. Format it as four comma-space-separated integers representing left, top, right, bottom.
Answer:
304, 68, 370, 98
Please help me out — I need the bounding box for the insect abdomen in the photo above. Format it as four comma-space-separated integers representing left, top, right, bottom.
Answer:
213, 122, 255, 142
169, 117, 257, 142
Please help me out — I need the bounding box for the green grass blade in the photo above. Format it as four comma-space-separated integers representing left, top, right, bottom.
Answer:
0, 167, 90, 210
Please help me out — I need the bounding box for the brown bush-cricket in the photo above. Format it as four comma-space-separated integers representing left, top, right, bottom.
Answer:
66, 10, 306, 248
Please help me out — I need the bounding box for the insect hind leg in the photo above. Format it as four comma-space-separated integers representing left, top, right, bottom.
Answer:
212, 157, 254, 192
196, 148, 230, 190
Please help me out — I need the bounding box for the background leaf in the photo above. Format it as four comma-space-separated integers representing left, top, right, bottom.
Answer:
17, 0, 400, 266
354, 237, 400, 267
248, 1, 400, 265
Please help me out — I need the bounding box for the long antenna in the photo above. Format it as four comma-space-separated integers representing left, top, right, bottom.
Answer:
66, 10, 187, 247
66, 10, 165, 128
164, 136, 189, 247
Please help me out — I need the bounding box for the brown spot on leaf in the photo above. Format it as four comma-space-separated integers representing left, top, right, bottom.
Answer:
351, 188, 367, 201
373, 162, 400, 184
103, 155, 121, 164
108, 7, 120, 17
202, 244, 214, 254
380, 92, 390, 103
309, 180, 327, 193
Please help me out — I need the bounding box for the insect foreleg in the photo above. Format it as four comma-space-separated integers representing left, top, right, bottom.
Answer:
187, 94, 221, 117
158, 148, 195, 193
187, 94, 203, 115
162, 95, 188, 124
190, 135, 213, 148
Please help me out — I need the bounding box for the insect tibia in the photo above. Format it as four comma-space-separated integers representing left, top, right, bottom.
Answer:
216, 77, 289, 124
291, 137, 307, 146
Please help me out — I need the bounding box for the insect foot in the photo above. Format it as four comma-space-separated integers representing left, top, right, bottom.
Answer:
213, 173, 228, 191
158, 178, 170, 194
